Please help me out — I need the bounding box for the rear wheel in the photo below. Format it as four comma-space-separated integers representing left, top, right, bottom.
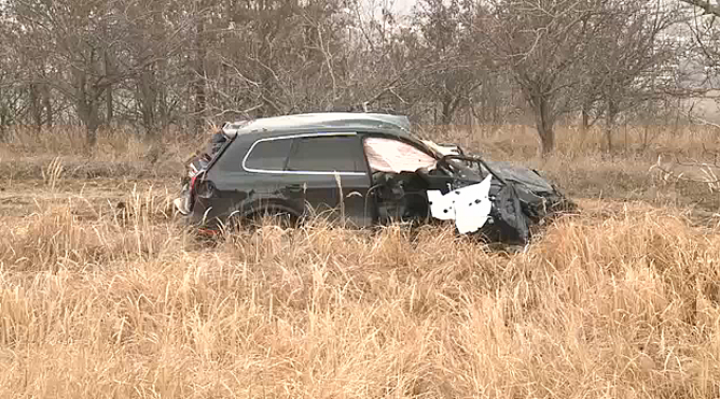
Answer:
240, 208, 298, 231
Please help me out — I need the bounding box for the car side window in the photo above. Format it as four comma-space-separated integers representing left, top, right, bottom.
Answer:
244, 138, 293, 171
286, 136, 367, 173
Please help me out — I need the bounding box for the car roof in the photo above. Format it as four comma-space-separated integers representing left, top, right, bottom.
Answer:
221, 112, 415, 140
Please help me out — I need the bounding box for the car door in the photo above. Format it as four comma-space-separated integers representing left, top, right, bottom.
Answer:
282, 134, 375, 227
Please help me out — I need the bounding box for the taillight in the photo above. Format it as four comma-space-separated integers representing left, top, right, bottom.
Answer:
187, 172, 203, 203
186, 174, 197, 201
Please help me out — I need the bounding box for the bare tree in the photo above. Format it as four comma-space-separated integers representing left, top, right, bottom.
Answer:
406, 0, 485, 125
681, 0, 720, 16
474, 0, 589, 153
0, 0, 697, 148
582, 1, 679, 151
8, 0, 127, 147
474, 0, 670, 155
114, 0, 193, 136
194, 0, 357, 119
0, 11, 21, 139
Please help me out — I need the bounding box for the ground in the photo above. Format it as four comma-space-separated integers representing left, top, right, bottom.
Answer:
0, 125, 719, 398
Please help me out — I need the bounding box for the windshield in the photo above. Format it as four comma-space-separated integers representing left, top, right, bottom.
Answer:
445, 158, 484, 180
415, 139, 484, 180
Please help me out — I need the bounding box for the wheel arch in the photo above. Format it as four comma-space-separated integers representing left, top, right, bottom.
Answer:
229, 197, 304, 224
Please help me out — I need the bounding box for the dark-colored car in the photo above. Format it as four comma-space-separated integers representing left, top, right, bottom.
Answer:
174, 113, 574, 244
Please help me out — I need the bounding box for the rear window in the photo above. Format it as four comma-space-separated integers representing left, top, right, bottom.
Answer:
185, 131, 232, 175
200, 132, 230, 161
244, 138, 293, 171
286, 136, 366, 173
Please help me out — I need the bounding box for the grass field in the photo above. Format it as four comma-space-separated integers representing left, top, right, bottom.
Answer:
1, 124, 720, 398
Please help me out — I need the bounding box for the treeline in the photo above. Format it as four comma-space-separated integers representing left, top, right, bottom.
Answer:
0, 0, 718, 152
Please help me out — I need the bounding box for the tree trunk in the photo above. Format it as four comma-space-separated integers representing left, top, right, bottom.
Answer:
193, 11, 207, 135
79, 100, 100, 149
71, 65, 100, 149
481, 81, 488, 123
605, 99, 617, 153
0, 110, 7, 142
441, 99, 452, 125
157, 60, 168, 129
441, 94, 463, 125
533, 96, 555, 155
158, 85, 168, 128
77, 84, 100, 150
43, 85, 53, 126
106, 86, 113, 125
86, 120, 99, 149
139, 67, 156, 136
604, 121, 613, 153
468, 103, 474, 135
105, 52, 114, 125
29, 84, 42, 132
581, 103, 590, 134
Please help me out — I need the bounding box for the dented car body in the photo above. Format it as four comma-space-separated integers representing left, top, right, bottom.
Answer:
175, 113, 574, 244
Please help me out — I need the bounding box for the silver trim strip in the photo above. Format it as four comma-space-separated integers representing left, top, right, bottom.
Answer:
241, 132, 367, 176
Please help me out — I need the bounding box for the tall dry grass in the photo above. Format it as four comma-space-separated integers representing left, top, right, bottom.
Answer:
0, 126, 196, 180
420, 123, 720, 160
1, 192, 720, 398
1, 124, 720, 397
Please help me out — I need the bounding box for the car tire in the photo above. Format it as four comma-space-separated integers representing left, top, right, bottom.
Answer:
243, 208, 298, 231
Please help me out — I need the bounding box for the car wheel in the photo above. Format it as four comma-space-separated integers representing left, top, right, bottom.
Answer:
245, 208, 297, 230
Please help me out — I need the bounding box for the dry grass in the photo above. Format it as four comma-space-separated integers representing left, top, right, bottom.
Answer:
0, 126, 193, 180
1, 124, 720, 397
419, 123, 720, 160
1, 194, 720, 398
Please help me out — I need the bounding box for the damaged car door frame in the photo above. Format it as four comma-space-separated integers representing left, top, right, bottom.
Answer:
422, 153, 534, 244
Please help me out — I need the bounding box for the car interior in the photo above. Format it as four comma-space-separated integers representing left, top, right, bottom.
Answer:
362, 136, 457, 224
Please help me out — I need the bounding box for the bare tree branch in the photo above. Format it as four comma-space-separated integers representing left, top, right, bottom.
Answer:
681, 0, 720, 16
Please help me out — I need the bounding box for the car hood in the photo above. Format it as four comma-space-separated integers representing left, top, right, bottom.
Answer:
420, 140, 556, 195
482, 161, 556, 194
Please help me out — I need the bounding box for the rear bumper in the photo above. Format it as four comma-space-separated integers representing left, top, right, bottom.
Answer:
173, 196, 223, 233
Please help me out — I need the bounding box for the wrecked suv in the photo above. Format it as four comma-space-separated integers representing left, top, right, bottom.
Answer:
174, 113, 574, 244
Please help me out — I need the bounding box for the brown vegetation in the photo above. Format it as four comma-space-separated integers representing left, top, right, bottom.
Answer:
0, 0, 698, 154
1, 126, 719, 397
3, 0, 720, 394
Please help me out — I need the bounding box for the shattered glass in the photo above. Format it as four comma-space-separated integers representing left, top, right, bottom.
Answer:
364, 137, 437, 173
